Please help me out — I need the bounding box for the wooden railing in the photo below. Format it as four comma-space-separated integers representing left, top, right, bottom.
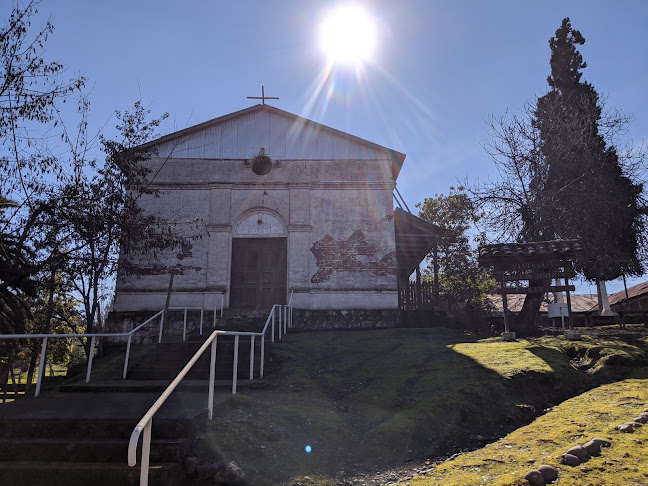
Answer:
399, 280, 436, 311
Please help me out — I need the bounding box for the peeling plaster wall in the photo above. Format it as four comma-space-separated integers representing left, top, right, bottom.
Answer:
112, 111, 401, 318
113, 157, 398, 314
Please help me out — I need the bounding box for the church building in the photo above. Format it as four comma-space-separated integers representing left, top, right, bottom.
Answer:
110, 103, 438, 330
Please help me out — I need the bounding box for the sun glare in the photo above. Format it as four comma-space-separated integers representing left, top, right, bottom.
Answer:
319, 5, 377, 67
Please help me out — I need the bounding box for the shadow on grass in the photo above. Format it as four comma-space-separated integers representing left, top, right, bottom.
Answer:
203, 328, 606, 485
526, 344, 579, 375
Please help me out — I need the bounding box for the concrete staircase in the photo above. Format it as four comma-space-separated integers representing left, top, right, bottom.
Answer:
0, 312, 278, 485
123, 333, 262, 383
215, 309, 273, 332
0, 394, 211, 486
0, 335, 265, 484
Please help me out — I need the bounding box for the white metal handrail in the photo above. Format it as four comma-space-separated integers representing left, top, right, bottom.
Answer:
164, 307, 204, 341
0, 330, 131, 396
0, 306, 206, 396
128, 294, 294, 485
127, 329, 220, 486
0, 290, 295, 402
212, 294, 225, 327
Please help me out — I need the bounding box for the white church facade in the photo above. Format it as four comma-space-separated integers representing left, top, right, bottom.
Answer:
110, 104, 437, 329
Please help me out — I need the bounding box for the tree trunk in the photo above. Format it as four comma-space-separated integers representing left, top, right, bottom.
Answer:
0, 360, 8, 404
24, 348, 38, 394
10, 365, 18, 393
515, 279, 549, 336
96, 304, 104, 359
161, 273, 175, 340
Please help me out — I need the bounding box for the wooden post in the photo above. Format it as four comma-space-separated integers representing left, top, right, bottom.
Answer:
432, 242, 439, 301
563, 266, 580, 340
415, 265, 421, 311
501, 292, 510, 334
564, 274, 573, 330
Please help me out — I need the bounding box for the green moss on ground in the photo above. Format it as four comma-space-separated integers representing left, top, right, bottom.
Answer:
538, 332, 648, 377
407, 370, 648, 485
193, 328, 648, 485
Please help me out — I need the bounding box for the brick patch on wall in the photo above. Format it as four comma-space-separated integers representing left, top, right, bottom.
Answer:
310, 230, 396, 283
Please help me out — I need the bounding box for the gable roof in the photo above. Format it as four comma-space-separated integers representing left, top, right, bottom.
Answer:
141, 104, 407, 178
608, 280, 648, 306
478, 239, 583, 267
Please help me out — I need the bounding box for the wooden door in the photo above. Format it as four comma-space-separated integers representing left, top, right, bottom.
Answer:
230, 238, 287, 309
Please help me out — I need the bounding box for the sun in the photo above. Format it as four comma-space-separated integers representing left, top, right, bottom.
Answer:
319, 5, 377, 67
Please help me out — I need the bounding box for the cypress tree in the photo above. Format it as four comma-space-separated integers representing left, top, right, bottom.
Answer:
533, 18, 645, 283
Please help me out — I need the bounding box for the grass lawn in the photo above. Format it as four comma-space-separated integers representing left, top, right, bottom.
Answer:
11, 362, 68, 382
193, 327, 648, 485
407, 366, 648, 485
1, 362, 68, 404
1, 343, 146, 402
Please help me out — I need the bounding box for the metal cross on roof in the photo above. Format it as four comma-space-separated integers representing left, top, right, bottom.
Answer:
247, 85, 279, 105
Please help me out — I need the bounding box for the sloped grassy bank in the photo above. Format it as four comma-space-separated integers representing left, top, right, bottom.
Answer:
406, 366, 648, 486
195, 327, 648, 485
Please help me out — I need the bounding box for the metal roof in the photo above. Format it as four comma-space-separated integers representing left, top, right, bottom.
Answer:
139, 104, 407, 178
393, 208, 442, 279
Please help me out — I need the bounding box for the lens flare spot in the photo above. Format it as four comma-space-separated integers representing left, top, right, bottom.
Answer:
305, 445, 312, 453
319, 5, 377, 67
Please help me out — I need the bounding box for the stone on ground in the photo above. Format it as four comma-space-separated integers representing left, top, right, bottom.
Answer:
524, 469, 545, 486
560, 453, 580, 467
537, 464, 559, 482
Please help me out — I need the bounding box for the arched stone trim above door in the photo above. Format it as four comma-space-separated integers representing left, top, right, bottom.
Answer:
232, 209, 287, 238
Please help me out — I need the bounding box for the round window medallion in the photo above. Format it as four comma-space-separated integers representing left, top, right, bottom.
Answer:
251, 154, 272, 175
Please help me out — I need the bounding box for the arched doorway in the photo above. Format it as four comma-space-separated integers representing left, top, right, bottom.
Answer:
230, 210, 287, 310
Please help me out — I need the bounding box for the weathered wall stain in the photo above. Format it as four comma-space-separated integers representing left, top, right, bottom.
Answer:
176, 242, 193, 260
310, 231, 396, 283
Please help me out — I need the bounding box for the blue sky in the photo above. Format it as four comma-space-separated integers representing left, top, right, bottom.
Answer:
14, 0, 648, 295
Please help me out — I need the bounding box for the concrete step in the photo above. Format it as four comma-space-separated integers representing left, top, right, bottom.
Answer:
0, 390, 233, 486
126, 337, 262, 382
0, 461, 182, 486
0, 416, 199, 440
157, 335, 241, 346
129, 354, 257, 366
59, 380, 250, 393
125, 368, 255, 381
0, 436, 189, 463
134, 340, 258, 363
139, 349, 256, 364
136, 358, 258, 371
